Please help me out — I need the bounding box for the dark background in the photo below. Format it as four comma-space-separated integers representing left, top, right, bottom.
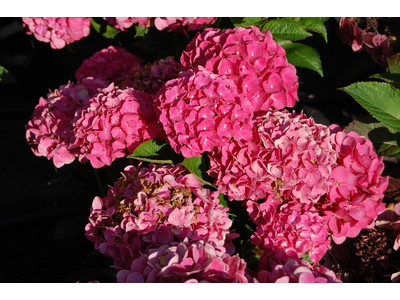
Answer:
0, 17, 387, 282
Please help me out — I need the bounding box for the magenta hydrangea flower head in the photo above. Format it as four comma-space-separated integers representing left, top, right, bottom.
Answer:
181, 26, 299, 111
252, 255, 342, 283
320, 125, 389, 244
85, 163, 233, 270
154, 17, 217, 33
72, 84, 165, 168
22, 17, 91, 49
103, 17, 151, 31
131, 56, 184, 95
116, 238, 248, 283
249, 201, 331, 263
156, 68, 254, 158
75, 46, 144, 88
208, 109, 337, 202
25, 77, 108, 168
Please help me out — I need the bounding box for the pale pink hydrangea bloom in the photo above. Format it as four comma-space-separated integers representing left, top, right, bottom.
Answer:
75, 46, 144, 88
116, 238, 248, 283
208, 109, 336, 202
321, 125, 389, 244
25, 77, 108, 168
22, 17, 91, 49
103, 17, 151, 31
181, 26, 299, 111
249, 201, 330, 263
251, 255, 342, 283
154, 17, 217, 33
72, 83, 165, 168
85, 163, 233, 270
156, 69, 254, 157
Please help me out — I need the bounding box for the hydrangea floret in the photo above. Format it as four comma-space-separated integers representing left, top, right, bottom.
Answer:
22, 17, 91, 49
116, 238, 248, 283
85, 163, 233, 270
103, 17, 151, 31
154, 17, 218, 33
181, 26, 299, 111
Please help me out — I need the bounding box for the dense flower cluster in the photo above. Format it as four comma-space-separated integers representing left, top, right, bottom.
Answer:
116, 238, 248, 282
75, 46, 144, 88
338, 17, 394, 67
72, 84, 164, 168
25, 78, 107, 168
251, 255, 342, 283
103, 17, 151, 31
157, 69, 254, 157
322, 125, 388, 244
22, 17, 91, 49
181, 26, 299, 111
85, 163, 233, 270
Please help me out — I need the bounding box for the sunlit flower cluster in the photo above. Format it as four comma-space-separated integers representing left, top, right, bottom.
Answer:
22, 17, 91, 49
85, 163, 233, 270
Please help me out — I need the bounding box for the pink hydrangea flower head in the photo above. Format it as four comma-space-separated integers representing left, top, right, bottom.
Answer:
72, 84, 165, 168
131, 56, 184, 95
321, 125, 389, 244
253, 255, 342, 283
208, 109, 337, 202
154, 17, 217, 34
25, 77, 108, 168
75, 46, 144, 88
103, 17, 151, 31
22, 17, 91, 49
85, 163, 233, 270
116, 238, 248, 283
156, 68, 254, 157
181, 26, 299, 111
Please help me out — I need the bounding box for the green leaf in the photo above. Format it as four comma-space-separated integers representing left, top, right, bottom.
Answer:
90, 17, 121, 39
281, 42, 323, 77
180, 156, 216, 188
370, 73, 400, 89
340, 82, 400, 132
345, 114, 400, 158
129, 139, 170, 158
0, 65, 17, 84
298, 17, 328, 43
218, 193, 228, 209
301, 252, 313, 264
262, 18, 312, 41
135, 25, 149, 38
387, 54, 400, 74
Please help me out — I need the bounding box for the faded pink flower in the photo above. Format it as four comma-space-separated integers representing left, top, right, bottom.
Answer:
156, 68, 254, 157
103, 17, 151, 31
181, 26, 299, 111
154, 17, 217, 33
22, 17, 91, 49
85, 163, 233, 270
338, 18, 365, 52
25, 77, 108, 168
252, 255, 342, 283
75, 46, 144, 88
376, 203, 400, 251
363, 32, 394, 67
116, 238, 248, 283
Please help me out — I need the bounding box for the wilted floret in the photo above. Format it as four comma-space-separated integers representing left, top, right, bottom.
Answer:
116, 238, 247, 283
22, 17, 91, 49
85, 163, 232, 270
181, 26, 299, 111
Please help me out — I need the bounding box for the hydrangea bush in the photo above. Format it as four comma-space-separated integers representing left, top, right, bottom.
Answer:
22, 17, 400, 283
